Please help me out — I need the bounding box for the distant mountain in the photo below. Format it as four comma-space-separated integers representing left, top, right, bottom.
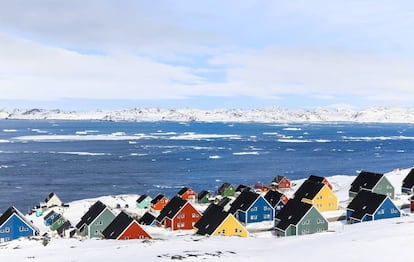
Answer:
2, 107, 414, 123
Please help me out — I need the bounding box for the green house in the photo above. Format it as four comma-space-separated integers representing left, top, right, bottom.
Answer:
275, 199, 328, 237
349, 171, 395, 199
136, 194, 152, 209
50, 214, 66, 231
198, 190, 213, 204
218, 183, 235, 197
75, 201, 116, 239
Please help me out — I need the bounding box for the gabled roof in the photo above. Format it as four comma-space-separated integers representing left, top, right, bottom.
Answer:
235, 184, 251, 193
293, 180, 325, 200
44, 192, 58, 202
194, 204, 228, 235
177, 187, 191, 196
347, 190, 387, 220
218, 183, 233, 194
0, 206, 39, 233
198, 190, 211, 201
138, 212, 156, 225
350, 171, 383, 193
44, 210, 57, 221
307, 175, 325, 183
151, 194, 166, 205
402, 168, 414, 189
156, 196, 187, 222
275, 200, 313, 231
102, 211, 134, 239
136, 194, 149, 203
217, 197, 232, 208
75, 201, 107, 229
264, 190, 285, 208
50, 214, 63, 225
273, 175, 288, 183
228, 191, 260, 214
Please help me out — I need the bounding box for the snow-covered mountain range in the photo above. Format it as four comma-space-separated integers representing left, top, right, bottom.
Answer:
2, 107, 414, 123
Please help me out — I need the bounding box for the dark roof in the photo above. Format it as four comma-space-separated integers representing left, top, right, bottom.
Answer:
228, 191, 259, 214
136, 194, 149, 203
275, 200, 313, 231
218, 183, 233, 194
44, 192, 57, 202
272, 175, 288, 183
50, 214, 63, 225
411, 195, 414, 201
177, 187, 190, 196
0, 206, 39, 233
75, 201, 107, 229
156, 196, 187, 222
56, 220, 71, 235
138, 212, 156, 225
151, 194, 166, 205
102, 211, 134, 239
44, 210, 57, 221
198, 190, 211, 201
217, 197, 232, 208
402, 168, 414, 189
347, 190, 387, 220
194, 204, 228, 235
307, 175, 325, 183
264, 190, 285, 208
293, 180, 324, 200
350, 171, 383, 193
235, 184, 251, 193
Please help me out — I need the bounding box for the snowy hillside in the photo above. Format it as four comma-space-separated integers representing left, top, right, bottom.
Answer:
3, 107, 414, 123
0, 167, 413, 261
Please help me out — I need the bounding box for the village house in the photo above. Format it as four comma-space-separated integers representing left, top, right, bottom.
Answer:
75, 201, 116, 239
198, 190, 213, 204
271, 175, 291, 190
41, 192, 63, 209
150, 194, 169, 212
346, 190, 401, 223
228, 191, 274, 224
177, 187, 198, 202
156, 196, 202, 231
138, 212, 157, 227
349, 171, 394, 199
44, 210, 60, 226
0, 206, 39, 242
264, 190, 289, 215
307, 175, 333, 190
275, 199, 328, 237
102, 211, 151, 240
217, 183, 236, 197
136, 194, 152, 209
293, 180, 338, 211
194, 204, 248, 237
402, 168, 414, 194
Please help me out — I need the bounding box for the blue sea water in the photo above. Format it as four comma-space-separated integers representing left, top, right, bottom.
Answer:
1, 120, 414, 212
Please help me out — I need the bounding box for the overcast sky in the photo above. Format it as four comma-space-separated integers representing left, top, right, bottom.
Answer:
1, 1, 413, 110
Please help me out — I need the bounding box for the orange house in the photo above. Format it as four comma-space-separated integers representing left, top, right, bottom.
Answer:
156, 196, 202, 230
150, 194, 169, 211
272, 176, 291, 190
177, 187, 198, 202
102, 211, 152, 240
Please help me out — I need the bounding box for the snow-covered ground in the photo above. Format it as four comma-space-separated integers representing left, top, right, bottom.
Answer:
3, 106, 414, 123
0, 167, 413, 261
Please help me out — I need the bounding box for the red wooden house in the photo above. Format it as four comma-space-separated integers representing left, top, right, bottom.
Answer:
307, 175, 333, 190
150, 194, 169, 212
272, 176, 291, 190
156, 196, 202, 230
102, 211, 151, 240
177, 187, 198, 203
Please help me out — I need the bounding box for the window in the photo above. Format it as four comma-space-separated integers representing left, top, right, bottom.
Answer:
250, 207, 258, 212
391, 208, 399, 214
377, 209, 384, 215
5, 227, 10, 233
192, 213, 198, 218
250, 215, 258, 220
124, 237, 129, 240
221, 229, 226, 235
302, 219, 310, 225
317, 218, 324, 224
180, 214, 185, 219
264, 214, 271, 219
96, 220, 103, 226
235, 228, 239, 233
19, 226, 28, 232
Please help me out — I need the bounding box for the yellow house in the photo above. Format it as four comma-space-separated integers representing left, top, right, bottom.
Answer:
194, 204, 248, 238
293, 180, 338, 211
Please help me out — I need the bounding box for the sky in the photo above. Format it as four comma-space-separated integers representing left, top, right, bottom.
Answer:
1, 0, 414, 110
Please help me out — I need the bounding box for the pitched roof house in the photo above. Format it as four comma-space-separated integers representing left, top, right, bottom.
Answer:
198, 190, 213, 204
402, 168, 414, 194
50, 214, 67, 231
177, 187, 198, 202
346, 190, 400, 223
217, 183, 235, 197
272, 176, 291, 190
136, 194, 152, 209
150, 194, 169, 212
138, 212, 157, 227
307, 175, 333, 190
0, 206, 39, 242
410, 195, 414, 213
156, 196, 202, 231
275, 200, 328, 237
349, 171, 394, 199
44, 210, 60, 226
41, 192, 63, 208
264, 190, 289, 214
102, 211, 151, 240
194, 204, 248, 238
75, 201, 116, 239
228, 191, 274, 224
293, 180, 338, 211
235, 184, 251, 193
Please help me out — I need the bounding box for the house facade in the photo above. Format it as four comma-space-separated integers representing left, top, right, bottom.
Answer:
177, 187, 198, 202
0, 207, 39, 242
293, 181, 338, 211
156, 197, 202, 230
218, 183, 235, 197
44, 211, 60, 226
229, 191, 274, 224
50, 214, 66, 231
198, 190, 213, 204
349, 171, 394, 199
42, 192, 63, 208
76, 201, 116, 239
102, 211, 151, 240
275, 200, 328, 237
272, 176, 291, 190
136, 194, 152, 209
150, 194, 169, 212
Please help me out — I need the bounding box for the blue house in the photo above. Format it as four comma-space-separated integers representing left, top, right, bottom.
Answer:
44, 211, 60, 226
228, 191, 274, 224
0, 206, 39, 242
346, 190, 401, 224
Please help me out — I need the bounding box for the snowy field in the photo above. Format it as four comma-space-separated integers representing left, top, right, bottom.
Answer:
0, 167, 413, 261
